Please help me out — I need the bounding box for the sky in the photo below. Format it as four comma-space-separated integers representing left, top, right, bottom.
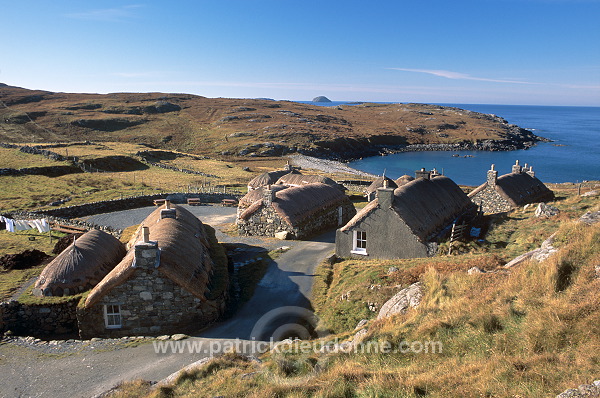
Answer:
1, 0, 599, 106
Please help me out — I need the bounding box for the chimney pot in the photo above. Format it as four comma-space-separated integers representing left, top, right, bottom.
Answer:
142, 226, 150, 243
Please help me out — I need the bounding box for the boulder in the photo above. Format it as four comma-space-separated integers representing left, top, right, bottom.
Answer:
274, 231, 289, 240
535, 203, 560, 218
467, 266, 484, 275
579, 211, 600, 225
377, 282, 423, 320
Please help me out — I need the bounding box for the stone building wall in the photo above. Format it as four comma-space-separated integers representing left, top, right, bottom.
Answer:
237, 201, 356, 239
0, 299, 79, 337
78, 242, 226, 339
470, 186, 512, 214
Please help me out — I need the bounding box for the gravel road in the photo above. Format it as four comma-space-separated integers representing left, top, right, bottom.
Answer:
0, 205, 335, 398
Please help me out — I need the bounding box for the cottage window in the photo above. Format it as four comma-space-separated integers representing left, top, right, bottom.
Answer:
104, 304, 122, 329
352, 231, 367, 255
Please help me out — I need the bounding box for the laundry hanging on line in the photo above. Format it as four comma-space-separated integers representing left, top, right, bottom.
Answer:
0, 216, 51, 233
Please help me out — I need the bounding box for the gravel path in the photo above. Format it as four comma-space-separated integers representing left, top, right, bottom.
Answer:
288, 153, 377, 178
0, 205, 335, 398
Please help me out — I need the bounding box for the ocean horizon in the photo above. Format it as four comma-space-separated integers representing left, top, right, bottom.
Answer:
297, 101, 600, 186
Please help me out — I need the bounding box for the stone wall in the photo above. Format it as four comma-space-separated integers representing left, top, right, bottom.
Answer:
35, 192, 241, 219
0, 299, 79, 337
237, 201, 356, 239
78, 242, 226, 338
470, 186, 512, 214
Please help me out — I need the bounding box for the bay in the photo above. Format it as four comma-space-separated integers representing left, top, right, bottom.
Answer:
299, 101, 600, 185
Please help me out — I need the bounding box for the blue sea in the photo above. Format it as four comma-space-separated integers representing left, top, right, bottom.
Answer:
299, 101, 600, 186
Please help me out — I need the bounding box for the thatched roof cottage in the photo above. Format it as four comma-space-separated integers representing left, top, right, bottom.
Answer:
237, 183, 356, 239
365, 175, 398, 201
78, 203, 228, 338
468, 161, 554, 214
274, 173, 345, 192
247, 162, 299, 191
33, 230, 125, 297
336, 171, 476, 259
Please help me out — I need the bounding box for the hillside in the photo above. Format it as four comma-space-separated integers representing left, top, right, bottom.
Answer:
0, 84, 545, 160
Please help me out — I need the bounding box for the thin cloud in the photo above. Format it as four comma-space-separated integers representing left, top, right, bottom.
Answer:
65, 5, 143, 22
388, 68, 539, 85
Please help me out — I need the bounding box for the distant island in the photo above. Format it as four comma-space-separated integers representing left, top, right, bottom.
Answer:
312, 96, 332, 103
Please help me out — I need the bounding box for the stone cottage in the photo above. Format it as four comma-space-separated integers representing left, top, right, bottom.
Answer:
236, 182, 356, 239
468, 161, 554, 214
336, 171, 476, 259
78, 203, 227, 338
33, 229, 125, 297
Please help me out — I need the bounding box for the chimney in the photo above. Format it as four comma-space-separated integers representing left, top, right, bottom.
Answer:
512, 160, 522, 174
134, 228, 159, 269
160, 201, 177, 219
263, 185, 276, 206
142, 226, 150, 243
415, 167, 431, 180
487, 164, 498, 187
526, 165, 535, 177
377, 186, 395, 209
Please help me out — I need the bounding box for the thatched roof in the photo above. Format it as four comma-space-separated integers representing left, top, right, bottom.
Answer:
395, 175, 415, 187
469, 171, 554, 207
247, 169, 300, 189
366, 176, 398, 194
34, 230, 125, 297
239, 182, 351, 226
342, 176, 474, 241
238, 184, 289, 208
274, 173, 344, 191
85, 204, 214, 307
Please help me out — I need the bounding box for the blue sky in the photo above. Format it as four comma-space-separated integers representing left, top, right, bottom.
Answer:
2, 1, 599, 106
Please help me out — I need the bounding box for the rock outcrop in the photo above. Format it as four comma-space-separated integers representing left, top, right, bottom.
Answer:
377, 282, 423, 320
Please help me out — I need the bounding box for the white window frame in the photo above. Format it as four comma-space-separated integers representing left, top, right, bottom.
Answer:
351, 230, 368, 255
103, 304, 122, 329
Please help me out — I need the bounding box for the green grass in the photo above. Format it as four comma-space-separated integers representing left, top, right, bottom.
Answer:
0, 263, 47, 302
0, 229, 64, 256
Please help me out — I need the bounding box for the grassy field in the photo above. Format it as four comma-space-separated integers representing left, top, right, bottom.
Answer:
0, 143, 279, 212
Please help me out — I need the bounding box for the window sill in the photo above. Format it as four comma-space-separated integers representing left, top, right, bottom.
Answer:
351, 250, 368, 256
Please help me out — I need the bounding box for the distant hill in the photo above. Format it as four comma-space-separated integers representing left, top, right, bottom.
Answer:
0, 84, 545, 160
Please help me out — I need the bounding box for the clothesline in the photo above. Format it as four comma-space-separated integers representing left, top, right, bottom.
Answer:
0, 216, 51, 233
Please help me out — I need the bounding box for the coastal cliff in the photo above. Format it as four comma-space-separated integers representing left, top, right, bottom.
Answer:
0, 84, 547, 161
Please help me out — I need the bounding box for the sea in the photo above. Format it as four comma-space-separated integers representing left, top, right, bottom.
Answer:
298, 101, 600, 186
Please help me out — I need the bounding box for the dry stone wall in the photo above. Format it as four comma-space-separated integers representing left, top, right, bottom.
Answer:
238, 201, 355, 239
0, 299, 79, 337
470, 186, 512, 214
